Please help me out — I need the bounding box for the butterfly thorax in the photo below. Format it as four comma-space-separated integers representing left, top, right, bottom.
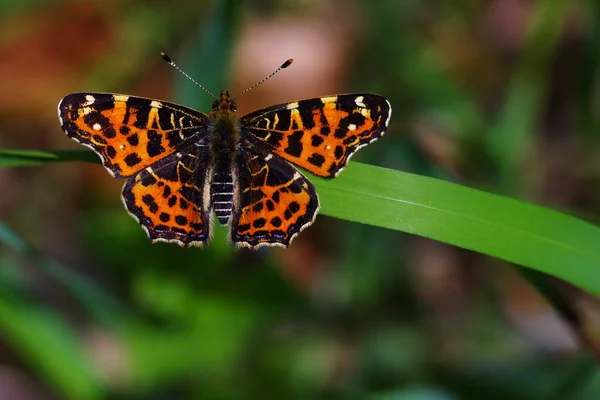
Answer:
208, 89, 240, 226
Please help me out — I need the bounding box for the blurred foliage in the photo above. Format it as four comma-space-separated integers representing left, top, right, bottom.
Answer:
2, 0, 600, 399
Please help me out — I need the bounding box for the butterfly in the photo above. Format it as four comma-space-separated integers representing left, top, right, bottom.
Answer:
58, 54, 391, 249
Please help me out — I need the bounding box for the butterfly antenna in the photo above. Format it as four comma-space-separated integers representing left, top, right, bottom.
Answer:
231, 59, 294, 101
160, 52, 218, 101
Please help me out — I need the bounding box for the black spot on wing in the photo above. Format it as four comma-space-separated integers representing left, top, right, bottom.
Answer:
162, 185, 172, 198
284, 131, 304, 157
132, 106, 151, 129
179, 198, 189, 210
311, 135, 324, 147
141, 173, 157, 186
106, 146, 117, 158
146, 130, 166, 157
126, 133, 139, 146
175, 215, 188, 226
252, 218, 267, 229
270, 217, 282, 227
141, 194, 159, 214
124, 153, 142, 167
265, 200, 275, 211
289, 201, 300, 213
307, 153, 325, 167
159, 212, 170, 222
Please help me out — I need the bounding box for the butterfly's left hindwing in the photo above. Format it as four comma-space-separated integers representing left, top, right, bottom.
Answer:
58, 93, 209, 178
122, 140, 213, 247
241, 94, 391, 178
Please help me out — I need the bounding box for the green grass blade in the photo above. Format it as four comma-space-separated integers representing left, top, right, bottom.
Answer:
0, 149, 98, 167
4, 149, 600, 296
314, 163, 600, 297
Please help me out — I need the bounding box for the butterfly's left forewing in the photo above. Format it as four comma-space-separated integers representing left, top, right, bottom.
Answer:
241, 94, 391, 178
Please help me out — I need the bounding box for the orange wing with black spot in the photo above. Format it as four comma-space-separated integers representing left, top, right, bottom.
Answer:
58, 93, 209, 178
121, 140, 212, 247
241, 94, 391, 178
230, 143, 319, 249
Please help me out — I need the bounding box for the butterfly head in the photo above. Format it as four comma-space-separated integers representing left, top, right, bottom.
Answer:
212, 89, 237, 113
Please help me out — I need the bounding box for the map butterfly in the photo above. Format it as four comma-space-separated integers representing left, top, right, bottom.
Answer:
58, 54, 391, 249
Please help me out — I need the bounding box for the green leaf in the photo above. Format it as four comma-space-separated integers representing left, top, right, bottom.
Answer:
3, 148, 600, 296
313, 163, 600, 297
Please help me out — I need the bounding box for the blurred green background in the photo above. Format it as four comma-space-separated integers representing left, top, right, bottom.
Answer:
2, 0, 600, 398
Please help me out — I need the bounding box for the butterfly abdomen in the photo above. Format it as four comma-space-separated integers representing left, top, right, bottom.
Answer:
212, 173, 234, 225
209, 104, 241, 226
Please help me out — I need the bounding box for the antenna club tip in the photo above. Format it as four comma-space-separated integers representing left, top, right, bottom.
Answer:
160, 52, 172, 63
282, 59, 294, 68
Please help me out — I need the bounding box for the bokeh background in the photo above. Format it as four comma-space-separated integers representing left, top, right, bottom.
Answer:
1, 0, 600, 398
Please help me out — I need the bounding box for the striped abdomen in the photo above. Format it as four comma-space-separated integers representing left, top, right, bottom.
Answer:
212, 170, 234, 225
